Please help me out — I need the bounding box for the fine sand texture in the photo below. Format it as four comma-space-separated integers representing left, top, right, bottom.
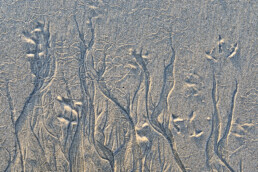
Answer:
0, 1, 257, 171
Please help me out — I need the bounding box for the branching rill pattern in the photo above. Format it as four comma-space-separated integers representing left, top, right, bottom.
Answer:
0, 1, 255, 171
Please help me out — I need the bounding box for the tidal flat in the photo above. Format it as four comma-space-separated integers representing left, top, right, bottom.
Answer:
0, 1, 257, 171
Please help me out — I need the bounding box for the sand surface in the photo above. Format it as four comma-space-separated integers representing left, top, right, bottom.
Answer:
0, 0, 257, 171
